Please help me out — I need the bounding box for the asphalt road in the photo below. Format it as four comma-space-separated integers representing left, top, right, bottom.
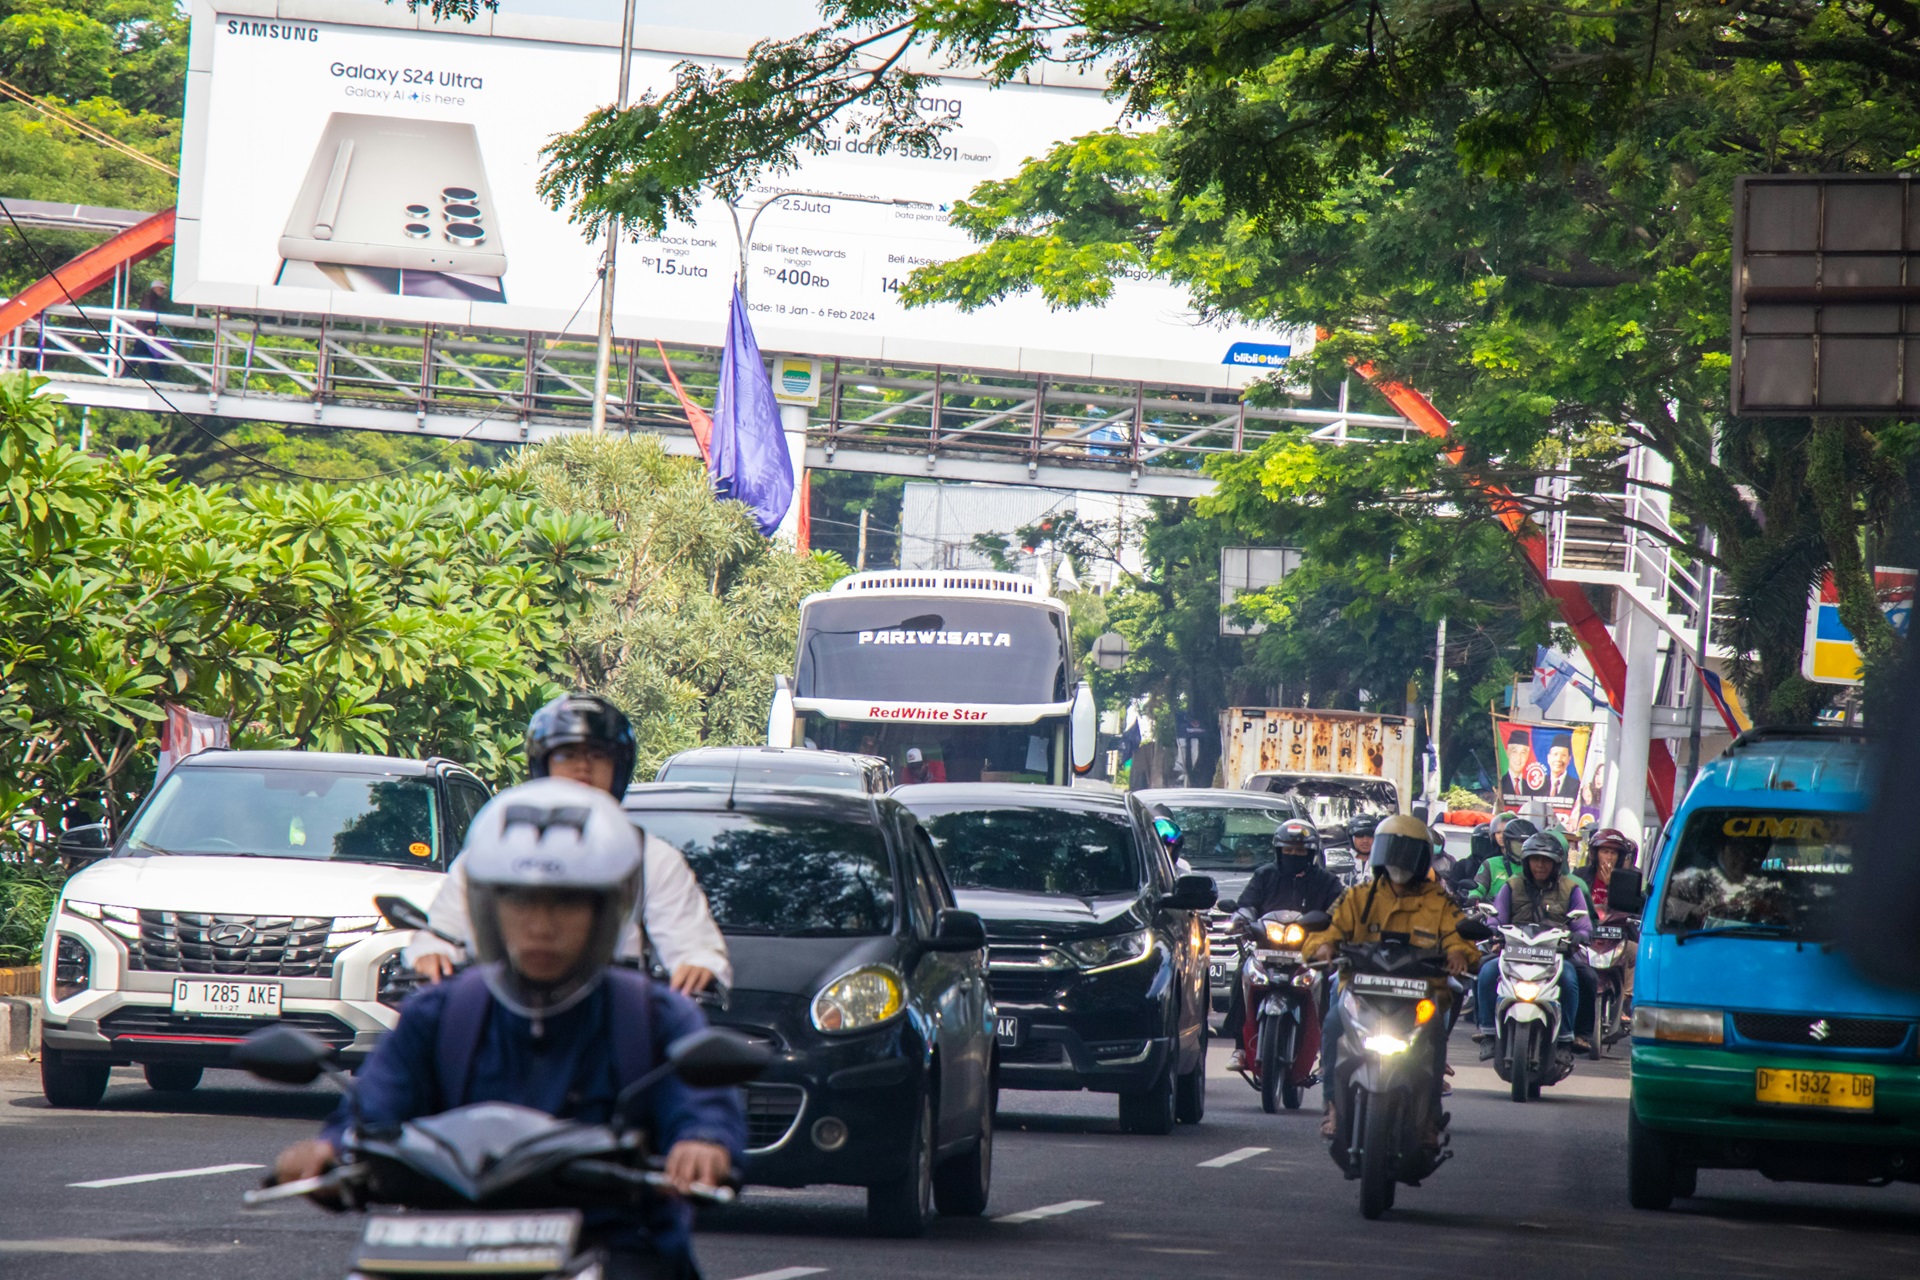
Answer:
4, 1035, 1919, 1280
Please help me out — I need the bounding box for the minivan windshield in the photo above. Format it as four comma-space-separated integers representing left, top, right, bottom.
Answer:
634, 810, 896, 937
122, 767, 440, 867
910, 804, 1144, 897
1656, 807, 1856, 939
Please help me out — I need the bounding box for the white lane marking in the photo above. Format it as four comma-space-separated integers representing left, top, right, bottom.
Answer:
725, 1270, 828, 1280
1197, 1146, 1270, 1168
994, 1199, 1103, 1224
0, 1240, 239, 1255
70, 1162, 264, 1189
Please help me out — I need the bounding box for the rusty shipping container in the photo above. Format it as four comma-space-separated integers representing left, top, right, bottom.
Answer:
1221, 708, 1415, 813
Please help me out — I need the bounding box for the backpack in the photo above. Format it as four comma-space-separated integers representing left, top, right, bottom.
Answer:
433, 966, 657, 1110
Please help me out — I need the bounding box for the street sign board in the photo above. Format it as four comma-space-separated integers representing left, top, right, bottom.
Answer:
1731, 175, 1920, 415
1219, 546, 1301, 636
1802, 567, 1916, 685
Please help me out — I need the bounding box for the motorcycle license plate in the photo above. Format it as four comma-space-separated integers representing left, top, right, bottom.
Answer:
171, 978, 281, 1018
352, 1209, 581, 1274
1593, 925, 1626, 941
995, 1015, 1024, 1048
1208, 962, 1226, 982
1351, 974, 1428, 999
1505, 945, 1560, 964
1755, 1068, 1875, 1112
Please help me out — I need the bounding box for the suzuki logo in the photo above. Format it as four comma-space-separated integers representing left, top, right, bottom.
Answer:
209, 923, 256, 948
1809, 1019, 1832, 1042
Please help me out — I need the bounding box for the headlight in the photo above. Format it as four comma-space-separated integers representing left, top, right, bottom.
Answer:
1512, 981, 1543, 1003
1263, 921, 1307, 948
811, 965, 905, 1033
1061, 929, 1152, 972
1632, 1006, 1724, 1045
1362, 1033, 1409, 1055
64, 901, 139, 939
62, 899, 103, 920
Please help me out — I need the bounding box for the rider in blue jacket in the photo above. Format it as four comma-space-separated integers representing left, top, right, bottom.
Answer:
273, 779, 747, 1279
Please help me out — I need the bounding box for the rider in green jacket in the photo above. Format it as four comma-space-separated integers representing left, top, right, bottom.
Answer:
1469, 817, 1538, 901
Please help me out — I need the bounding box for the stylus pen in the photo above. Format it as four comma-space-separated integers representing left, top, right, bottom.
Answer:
312, 139, 355, 240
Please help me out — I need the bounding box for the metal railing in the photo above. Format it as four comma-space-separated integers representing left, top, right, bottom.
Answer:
4, 304, 1419, 485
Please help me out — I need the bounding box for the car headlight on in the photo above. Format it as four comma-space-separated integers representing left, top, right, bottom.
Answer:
811, 965, 905, 1033
64, 900, 139, 939
1061, 929, 1153, 972
62, 899, 103, 920
1363, 1033, 1410, 1055
1512, 981, 1543, 1003
1263, 921, 1308, 948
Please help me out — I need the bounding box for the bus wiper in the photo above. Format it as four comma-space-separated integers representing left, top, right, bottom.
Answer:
1674, 923, 1797, 945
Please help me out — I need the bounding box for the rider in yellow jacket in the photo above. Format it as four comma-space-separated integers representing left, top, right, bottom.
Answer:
1303, 815, 1479, 1138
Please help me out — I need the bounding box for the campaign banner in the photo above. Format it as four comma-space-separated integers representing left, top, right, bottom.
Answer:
1492, 719, 1591, 816
1802, 568, 1916, 686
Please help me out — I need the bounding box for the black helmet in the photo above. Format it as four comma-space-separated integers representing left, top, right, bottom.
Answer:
1520, 830, 1566, 872
1273, 818, 1320, 853
526, 692, 637, 796
1501, 817, 1539, 858
1348, 814, 1380, 841
1370, 814, 1434, 885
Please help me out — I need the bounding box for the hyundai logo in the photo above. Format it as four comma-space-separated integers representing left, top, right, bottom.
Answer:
1809, 1019, 1832, 1042
209, 923, 256, 948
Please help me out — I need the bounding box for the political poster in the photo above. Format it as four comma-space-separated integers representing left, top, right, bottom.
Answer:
1492, 719, 1591, 817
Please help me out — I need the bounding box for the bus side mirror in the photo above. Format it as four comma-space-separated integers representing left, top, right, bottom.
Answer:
1070, 682, 1096, 774
768, 674, 796, 748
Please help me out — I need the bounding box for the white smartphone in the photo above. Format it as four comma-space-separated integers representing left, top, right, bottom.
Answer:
278, 113, 507, 278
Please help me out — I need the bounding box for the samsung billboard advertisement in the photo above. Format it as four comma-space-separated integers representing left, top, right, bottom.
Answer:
176, 0, 1307, 385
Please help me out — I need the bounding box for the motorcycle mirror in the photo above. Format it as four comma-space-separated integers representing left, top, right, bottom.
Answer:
1454, 917, 1494, 942
1216, 898, 1238, 914
233, 1024, 336, 1085
667, 1028, 772, 1088
374, 894, 432, 932
1607, 868, 1646, 915
1298, 911, 1333, 931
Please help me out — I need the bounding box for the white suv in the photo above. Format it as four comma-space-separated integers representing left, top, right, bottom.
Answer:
40, 750, 491, 1106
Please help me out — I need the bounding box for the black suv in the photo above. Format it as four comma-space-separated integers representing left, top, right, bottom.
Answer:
895, 783, 1217, 1134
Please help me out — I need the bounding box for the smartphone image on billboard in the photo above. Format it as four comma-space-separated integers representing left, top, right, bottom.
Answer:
277, 113, 507, 284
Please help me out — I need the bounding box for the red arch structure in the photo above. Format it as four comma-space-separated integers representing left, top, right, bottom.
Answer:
0, 206, 175, 341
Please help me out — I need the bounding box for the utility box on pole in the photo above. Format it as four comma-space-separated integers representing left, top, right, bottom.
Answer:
1732, 174, 1920, 415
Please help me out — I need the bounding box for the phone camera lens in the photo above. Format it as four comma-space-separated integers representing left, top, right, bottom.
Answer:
404, 204, 431, 219
443, 203, 483, 222
442, 187, 480, 205
403, 222, 431, 239
445, 223, 486, 247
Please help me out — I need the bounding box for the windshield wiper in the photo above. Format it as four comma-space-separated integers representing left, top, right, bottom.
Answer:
1673, 923, 1798, 945
127, 837, 174, 856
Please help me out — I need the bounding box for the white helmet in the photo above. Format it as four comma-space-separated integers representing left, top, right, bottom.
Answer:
462, 778, 642, 1021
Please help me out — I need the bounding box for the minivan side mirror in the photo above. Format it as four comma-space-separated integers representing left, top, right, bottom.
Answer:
927, 908, 988, 952
58, 822, 111, 861
1164, 874, 1217, 912
1608, 868, 1646, 916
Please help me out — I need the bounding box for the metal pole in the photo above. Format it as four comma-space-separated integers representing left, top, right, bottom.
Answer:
1683, 534, 1716, 792
588, 0, 638, 435
856, 507, 869, 570
1430, 616, 1447, 804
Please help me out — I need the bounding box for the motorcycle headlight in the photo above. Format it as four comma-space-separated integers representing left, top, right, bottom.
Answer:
1512, 981, 1543, 1002
810, 965, 905, 1033
1061, 929, 1152, 972
1263, 921, 1308, 948
1363, 1033, 1410, 1055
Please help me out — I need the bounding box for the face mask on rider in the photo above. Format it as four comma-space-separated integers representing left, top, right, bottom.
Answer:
1278, 850, 1314, 875
1387, 865, 1414, 887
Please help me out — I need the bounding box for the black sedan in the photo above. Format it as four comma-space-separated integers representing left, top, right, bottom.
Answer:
622, 784, 993, 1236
895, 784, 1216, 1134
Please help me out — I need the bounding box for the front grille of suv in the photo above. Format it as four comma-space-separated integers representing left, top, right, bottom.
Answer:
102, 1007, 358, 1050
129, 911, 374, 978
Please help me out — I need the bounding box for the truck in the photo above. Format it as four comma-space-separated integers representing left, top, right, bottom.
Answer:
1223, 707, 1414, 819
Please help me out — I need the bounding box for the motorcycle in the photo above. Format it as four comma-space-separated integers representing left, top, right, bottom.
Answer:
1320, 915, 1492, 1220
1579, 913, 1639, 1059
236, 1018, 767, 1279
1490, 921, 1577, 1101
1230, 910, 1319, 1113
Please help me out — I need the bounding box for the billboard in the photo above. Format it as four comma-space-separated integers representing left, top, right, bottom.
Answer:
1492, 719, 1594, 824
176, 0, 1307, 386
1802, 567, 1916, 685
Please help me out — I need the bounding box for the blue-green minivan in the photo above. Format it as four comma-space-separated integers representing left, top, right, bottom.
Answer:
1628, 727, 1919, 1209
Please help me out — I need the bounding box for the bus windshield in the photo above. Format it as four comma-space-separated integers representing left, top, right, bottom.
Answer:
801, 715, 1064, 785
795, 597, 1070, 705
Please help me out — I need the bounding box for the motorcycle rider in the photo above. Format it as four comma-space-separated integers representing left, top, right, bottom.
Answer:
1224, 819, 1345, 1073
409, 693, 731, 996
273, 778, 747, 1280
1473, 831, 1594, 1057
1347, 814, 1378, 879
1302, 815, 1479, 1140
1468, 815, 1540, 901
1579, 827, 1641, 1020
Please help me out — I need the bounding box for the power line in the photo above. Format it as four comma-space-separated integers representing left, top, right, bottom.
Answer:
2, 204, 600, 483
0, 77, 178, 177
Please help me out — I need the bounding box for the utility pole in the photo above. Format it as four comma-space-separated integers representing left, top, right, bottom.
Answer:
588, 0, 637, 435
856, 507, 869, 570
1429, 616, 1447, 806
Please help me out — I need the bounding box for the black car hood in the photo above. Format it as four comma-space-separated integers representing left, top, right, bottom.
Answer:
954, 888, 1147, 941
724, 934, 901, 997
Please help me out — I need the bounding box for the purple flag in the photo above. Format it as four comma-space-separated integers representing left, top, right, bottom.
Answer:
709, 285, 795, 535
